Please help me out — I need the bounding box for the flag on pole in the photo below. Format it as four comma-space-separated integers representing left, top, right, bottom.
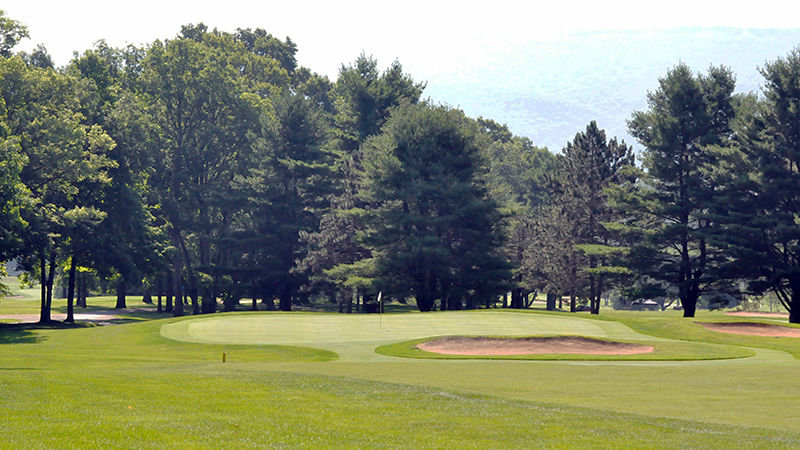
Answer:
378, 291, 383, 329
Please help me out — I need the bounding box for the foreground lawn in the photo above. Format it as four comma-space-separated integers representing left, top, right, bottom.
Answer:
3, 309, 800, 447
3, 365, 798, 448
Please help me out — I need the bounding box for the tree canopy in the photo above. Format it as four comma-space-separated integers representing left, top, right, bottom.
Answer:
3, 10, 800, 323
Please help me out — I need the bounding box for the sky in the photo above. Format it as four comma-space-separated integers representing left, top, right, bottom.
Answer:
6, 1, 800, 150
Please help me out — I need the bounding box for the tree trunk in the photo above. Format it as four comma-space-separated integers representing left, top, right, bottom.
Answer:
202, 283, 216, 314
77, 273, 87, 308
788, 278, 800, 324
683, 300, 697, 317
190, 285, 199, 314
464, 295, 474, 310
142, 285, 153, 304
165, 271, 173, 313
681, 277, 700, 318
39, 251, 49, 323
66, 256, 76, 323
172, 266, 184, 317
569, 292, 576, 313
115, 277, 127, 309
524, 291, 536, 308
682, 289, 698, 318
157, 276, 163, 313
416, 292, 435, 312
591, 276, 603, 315
279, 285, 292, 311
264, 293, 275, 311
45, 250, 56, 320
170, 227, 199, 314
510, 288, 524, 309
546, 292, 557, 311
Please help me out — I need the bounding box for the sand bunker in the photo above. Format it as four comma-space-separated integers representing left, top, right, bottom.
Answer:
700, 322, 800, 337
0, 313, 117, 323
416, 336, 654, 356
726, 311, 789, 319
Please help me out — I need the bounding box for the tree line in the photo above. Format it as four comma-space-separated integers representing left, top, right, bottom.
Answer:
1, 11, 800, 323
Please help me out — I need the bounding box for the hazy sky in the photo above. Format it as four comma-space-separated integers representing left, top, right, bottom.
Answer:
6, 1, 800, 149
8, 1, 800, 75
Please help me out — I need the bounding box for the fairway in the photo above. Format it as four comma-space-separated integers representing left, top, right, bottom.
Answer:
6, 309, 800, 447
161, 311, 658, 361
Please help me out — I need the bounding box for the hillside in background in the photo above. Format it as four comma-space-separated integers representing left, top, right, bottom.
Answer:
419, 27, 800, 151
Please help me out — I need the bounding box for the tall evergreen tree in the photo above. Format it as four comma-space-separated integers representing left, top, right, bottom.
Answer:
302, 56, 424, 309
710, 49, 800, 323
623, 64, 736, 317
558, 121, 635, 314
238, 92, 334, 311
359, 103, 510, 311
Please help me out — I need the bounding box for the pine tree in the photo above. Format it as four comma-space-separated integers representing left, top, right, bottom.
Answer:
558, 121, 635, 314
623, 64, 736, 317
359, 103, 510, 311
710, 49, 800, 323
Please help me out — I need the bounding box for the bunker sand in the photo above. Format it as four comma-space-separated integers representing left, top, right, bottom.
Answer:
700, 322, 800, 337
417, 336, 654, 355
0, 313, 117, 323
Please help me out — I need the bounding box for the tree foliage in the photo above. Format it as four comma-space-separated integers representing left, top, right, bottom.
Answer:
709, 49, 800, 323
4, 10, 800, 323
621, 64, 736, 317
358, 104, 510, 311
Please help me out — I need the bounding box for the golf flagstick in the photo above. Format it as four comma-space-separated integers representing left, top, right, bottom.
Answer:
378, 291, 383, 329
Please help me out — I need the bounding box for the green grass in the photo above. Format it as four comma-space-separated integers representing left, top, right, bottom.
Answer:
5, 307, 800, 447
376, 334, 754, 361
3, 367, 798, 449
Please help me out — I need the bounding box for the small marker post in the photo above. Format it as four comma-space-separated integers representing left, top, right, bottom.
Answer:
222, 352, 226, 363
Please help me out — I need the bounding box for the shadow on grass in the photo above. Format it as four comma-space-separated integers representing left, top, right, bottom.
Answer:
0, 327, 43, 344
0, 320, 98, 344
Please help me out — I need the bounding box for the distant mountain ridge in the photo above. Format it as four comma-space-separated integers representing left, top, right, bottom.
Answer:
420, 27, 800, 152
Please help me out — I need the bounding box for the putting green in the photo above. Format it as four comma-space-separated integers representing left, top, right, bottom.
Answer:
161, 311, 679, 361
